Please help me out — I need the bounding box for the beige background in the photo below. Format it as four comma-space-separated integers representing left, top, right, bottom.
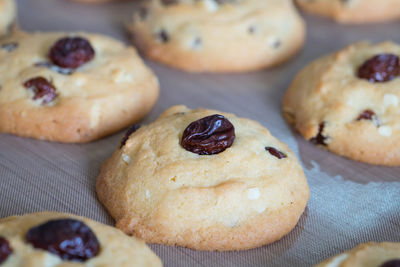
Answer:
1, 0, 399, 266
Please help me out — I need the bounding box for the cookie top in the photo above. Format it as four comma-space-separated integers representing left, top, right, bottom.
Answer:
0, 31, 159, 143
96, 105, 310, 251
128, 0, 305, 72
296, 0, 400, 24
315, 242, 400, 267
283, 41, 400, 166
0, 0, 15, 36
0, 212, 162, 267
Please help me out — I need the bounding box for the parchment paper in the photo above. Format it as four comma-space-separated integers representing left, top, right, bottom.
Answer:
1, 1, 399, 266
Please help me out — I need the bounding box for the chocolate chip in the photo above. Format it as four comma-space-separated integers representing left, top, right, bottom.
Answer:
157, 30, 169, 43
1, 42, 18, 52
120, 124, 141, 148
49, 37, 95, 69
265, 147, 287, 159
26, 219, 100, 262
0, 237, 12, 264
23, 77, 58, 105
358, 54, 400, 83
356, 109, 380, 126
380, 260, 400, 267
34, 62, 74, 75
181, 114, 235, 155
310, 122, 327, 146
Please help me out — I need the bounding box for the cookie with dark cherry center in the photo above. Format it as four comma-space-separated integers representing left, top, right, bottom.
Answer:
97, 105, 309, 251
0, 212, 162, 266
283, 41, 400, 166
128, 0, 305, 72
0, 31, 159, 143
315, 242, 400, 267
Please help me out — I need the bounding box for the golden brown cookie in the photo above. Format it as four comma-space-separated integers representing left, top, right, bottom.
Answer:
128, 0, 305, 73
283, 41, 400, 166
0, 31, 159, 143
0, 0, 15, 37
315, 242, 400, 267
296, 0, 400, 24
0, 211, 162, 266
97, 105, 310, 251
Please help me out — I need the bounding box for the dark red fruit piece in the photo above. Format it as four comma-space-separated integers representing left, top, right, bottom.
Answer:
380, 260, 400, 267
0, 237, 12, 264
23, 77, 57, 104
49, 37, 95, 69
265, 147, 287, 159
356, 109, 380, 126
158, 30, 169, 43
310, 122, 327, 146
26, 219, 100, 262
120, 124, 141, 148
358, 54, 400, 83
181, 114, 235, 155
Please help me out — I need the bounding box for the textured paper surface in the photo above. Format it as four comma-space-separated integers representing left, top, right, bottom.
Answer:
1, 0, 400, 266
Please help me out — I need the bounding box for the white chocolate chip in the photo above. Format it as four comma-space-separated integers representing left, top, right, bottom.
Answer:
145, 190, 151, 199
247, 188, 261, 200
325, 254, 348, 267
89, 104, 101, 129
383, 94, 399, 109
203, 0, 219, 12
378, 126, 392, 137
122, 154, 131, 164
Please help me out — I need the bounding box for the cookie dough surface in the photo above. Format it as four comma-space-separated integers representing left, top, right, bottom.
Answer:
315, 242, 400, 267
283, 41, 400, 166
0, 31, 159, 143
129, 0, 305, 72
296, 0, 400, 24
0, 0, 15, 36
0, 212, 162, 267
97, 105, 310, 251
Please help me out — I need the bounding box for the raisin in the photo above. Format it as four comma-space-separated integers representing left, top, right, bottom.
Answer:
23, 77, 58, 105
358, 54, 400, 83
120, 124, 141, 148
0, 237, 12, 264
380, 260, 400, 267
26, 219, 100, 262
310, 122, 327, 146
1, 42, 18, 52
35, 62, 73, 75
49, 37, 95, 69
181, 114, 235, 155
265, 147, 287, 159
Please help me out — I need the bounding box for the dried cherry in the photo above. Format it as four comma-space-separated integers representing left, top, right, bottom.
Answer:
380, 260, 400, 267
120, 124, 141, 148
310, 122, 327, 146
358, 54, 400, 83
49, 37, 95, 69
26, 219, 100, 262
0, 237, 12, 264
181, 114, 235, 155
265, 147, 287, 159
23, 77, 57, 104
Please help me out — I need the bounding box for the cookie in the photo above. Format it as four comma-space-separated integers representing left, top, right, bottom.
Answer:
296, 0, 400, 24
0, 31, 159, 143
315, 242, 400, 267
96, 105, 310, 251
0, 0, 16, 36
128, 0, 305, 73
0, 211, 162, 266
283, 41, 400, 166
